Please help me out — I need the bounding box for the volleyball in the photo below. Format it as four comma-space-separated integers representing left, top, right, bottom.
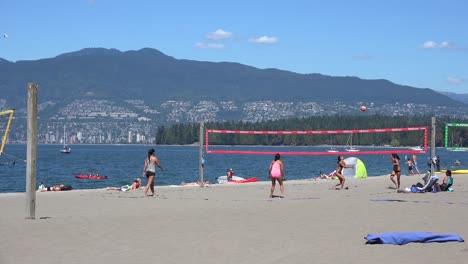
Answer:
360, 106, 367, 112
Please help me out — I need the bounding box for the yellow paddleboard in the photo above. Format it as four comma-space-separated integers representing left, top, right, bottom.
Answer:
441, 170, 468, 174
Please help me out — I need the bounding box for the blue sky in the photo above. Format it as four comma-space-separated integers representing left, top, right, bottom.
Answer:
1, 0, 467, 93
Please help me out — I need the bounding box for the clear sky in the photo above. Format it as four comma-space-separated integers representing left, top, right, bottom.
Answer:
1, 0, 467, 93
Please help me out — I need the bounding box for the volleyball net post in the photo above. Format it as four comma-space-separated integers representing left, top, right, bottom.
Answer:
198, 122, 204, 186
205, 126, 428, 156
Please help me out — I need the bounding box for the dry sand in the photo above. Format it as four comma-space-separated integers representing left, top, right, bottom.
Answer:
1, 174, 468, 264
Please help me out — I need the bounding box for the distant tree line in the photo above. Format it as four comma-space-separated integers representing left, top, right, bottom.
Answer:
155, 115, 468, 147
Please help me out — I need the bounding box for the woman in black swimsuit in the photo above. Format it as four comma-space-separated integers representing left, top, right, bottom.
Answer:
390, 153, 401, 189
334, 156, 352, 189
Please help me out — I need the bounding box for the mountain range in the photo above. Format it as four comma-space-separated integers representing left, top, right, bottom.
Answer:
0, 48, 467, 124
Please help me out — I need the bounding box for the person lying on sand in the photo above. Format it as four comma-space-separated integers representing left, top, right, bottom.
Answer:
106, 178, 142, 191
314, 172, 336, 180
180, 181, 211, 186
37, 184, 72, 192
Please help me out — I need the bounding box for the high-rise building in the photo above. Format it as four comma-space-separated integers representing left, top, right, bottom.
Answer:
128, 131, 132, 143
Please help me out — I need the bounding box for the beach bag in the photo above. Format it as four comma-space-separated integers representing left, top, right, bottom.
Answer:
410, 185, 419, 193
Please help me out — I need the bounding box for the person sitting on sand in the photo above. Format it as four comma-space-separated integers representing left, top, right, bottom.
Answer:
439, 170, 453, 191
37, 182, 46, 191
37, 184, 72, 192
106, 178, 142, 191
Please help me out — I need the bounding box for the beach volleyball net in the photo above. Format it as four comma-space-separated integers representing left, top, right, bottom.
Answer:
205, 126, 428, 156
445, 123, 468, 151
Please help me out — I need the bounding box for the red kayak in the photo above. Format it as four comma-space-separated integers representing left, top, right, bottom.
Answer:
227, 177, 258, 184
75, 174, 108, 180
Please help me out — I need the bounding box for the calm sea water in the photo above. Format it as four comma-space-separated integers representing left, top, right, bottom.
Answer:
0, 144, 467, 193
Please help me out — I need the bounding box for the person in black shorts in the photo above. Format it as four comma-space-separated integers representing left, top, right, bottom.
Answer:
405, 158, 414, 176
390, 153, 401, 189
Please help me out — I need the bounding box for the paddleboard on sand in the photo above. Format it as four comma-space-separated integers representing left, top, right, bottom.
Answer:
217, 176, 258, 184
440, 169, 468, 174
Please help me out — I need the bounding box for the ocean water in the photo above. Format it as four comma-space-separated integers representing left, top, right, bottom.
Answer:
0, 144, 467, 193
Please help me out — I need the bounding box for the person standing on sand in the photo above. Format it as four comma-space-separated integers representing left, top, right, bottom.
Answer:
269, 153, 284, 198
142, 148, 163, 197
334, 156, 352, 190
390, 153, 401, 189
227, 168, 234, 181
412, 153, 421, 174
405, 158, 414, 176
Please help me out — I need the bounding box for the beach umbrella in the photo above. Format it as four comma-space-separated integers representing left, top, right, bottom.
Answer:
343, 157, 367, 178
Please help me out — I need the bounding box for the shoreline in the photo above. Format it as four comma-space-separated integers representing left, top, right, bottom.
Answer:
0, 171, 459, 195
0, 174, 403, 195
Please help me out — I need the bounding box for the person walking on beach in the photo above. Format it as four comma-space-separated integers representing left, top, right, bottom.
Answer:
269, 153, 284, 198
142, 148, 163, 197
412, 153, 421, 174
405, 158, 414, 176
334, 156, 351, 190
390, 153, 401, 189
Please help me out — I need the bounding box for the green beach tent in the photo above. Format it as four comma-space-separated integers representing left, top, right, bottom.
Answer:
342, 157, 367, 178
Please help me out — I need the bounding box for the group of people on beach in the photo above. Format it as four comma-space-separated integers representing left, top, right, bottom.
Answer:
37, 147, 456, 197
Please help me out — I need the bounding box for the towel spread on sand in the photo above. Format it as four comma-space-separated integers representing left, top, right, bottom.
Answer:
365, 232, 464, 245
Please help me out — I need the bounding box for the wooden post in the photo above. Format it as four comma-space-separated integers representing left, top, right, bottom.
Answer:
430, 116, 436, 176
199, 122, 204, 186
26, 83, 38, 219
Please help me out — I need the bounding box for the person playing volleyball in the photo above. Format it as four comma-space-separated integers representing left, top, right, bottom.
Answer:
269, 153, 284, 198
334, 156, 352, 189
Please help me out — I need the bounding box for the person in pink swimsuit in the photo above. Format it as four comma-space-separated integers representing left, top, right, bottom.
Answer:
269, 153, 284, 198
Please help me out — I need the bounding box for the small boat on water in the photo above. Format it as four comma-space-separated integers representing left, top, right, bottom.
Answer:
327, 147, 339, 153
410, 146, 423, 151
345, 134, 360, 152
345, 147, 360, 152
60, 145, 71, 154
60, 125, 71, 154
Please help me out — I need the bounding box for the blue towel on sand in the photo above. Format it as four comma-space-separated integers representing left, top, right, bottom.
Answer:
365, 232, 464, 245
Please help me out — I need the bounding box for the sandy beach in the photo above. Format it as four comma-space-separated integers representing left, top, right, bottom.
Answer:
1, 174, 467, 264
